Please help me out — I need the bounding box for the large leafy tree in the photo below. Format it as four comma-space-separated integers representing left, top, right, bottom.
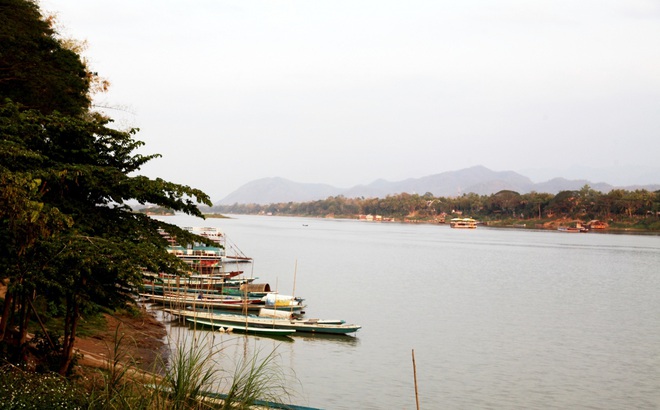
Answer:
1, 0, 214, 373
0, 0, 91, 115
485, 190, 522, 217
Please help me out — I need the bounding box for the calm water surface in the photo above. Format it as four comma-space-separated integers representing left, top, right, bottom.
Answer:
154, 214, 660, 409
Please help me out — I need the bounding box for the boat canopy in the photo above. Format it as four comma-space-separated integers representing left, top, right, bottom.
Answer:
240, 283, 271, 293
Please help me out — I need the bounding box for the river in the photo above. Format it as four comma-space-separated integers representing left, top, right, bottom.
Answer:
151, 214, 660, 409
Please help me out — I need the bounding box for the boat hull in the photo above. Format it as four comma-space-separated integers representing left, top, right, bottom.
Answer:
167, 309, 361, 335
140, 293, 305, 312
186, 318, 296, 336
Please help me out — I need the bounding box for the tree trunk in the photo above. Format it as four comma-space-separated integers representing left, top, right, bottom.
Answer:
17, 292, 30, 346
0, 290, 14, 342
59, 295, 79, 375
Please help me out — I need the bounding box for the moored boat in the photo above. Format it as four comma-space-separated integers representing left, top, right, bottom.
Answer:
261, 293, 305, 309
141, 292, 305, 312
166, 308, 361, 335
558, 222, 588, 233
158, 226, 253, 277
142, 276, 259, 296
186, 317, 296, 336
148, 272, 245, 288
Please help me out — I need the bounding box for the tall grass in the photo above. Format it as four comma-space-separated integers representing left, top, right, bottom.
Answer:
221, 347, 296, 409
162, 333, 222, 410
85, 325, 160, 410
85, 324, 297, 409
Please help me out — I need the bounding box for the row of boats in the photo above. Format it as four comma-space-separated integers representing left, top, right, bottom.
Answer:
141, 227, 361, 336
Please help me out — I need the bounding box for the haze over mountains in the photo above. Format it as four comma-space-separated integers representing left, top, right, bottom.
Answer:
215, 166, 659, 205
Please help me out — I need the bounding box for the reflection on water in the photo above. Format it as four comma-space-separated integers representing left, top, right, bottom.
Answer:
295, 333, 361, 346
150, 214, 660, 410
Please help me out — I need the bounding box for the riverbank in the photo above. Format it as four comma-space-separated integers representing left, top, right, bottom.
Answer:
1, 281, 167, 374
205, 212, 660, 234
74, 307, 168, 373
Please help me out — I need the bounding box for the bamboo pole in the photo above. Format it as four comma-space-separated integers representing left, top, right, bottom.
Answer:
412, 349, 420, 410
292, 259, 298, 298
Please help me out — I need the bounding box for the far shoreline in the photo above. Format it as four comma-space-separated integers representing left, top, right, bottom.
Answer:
202, 213, 660, 236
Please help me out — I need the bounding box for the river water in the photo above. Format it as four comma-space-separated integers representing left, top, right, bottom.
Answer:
151, 214, 660, 409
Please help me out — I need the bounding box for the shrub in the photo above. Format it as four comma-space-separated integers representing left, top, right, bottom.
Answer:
0, 365, 87, 409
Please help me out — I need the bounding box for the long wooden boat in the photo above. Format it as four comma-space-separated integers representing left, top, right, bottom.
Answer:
167, 308, 361, 335
142, 276, 259, 296
140, 293, 306, 312
141, 284, 221, 296
186, 318, 296, 336
141, 293, 263, 312
146, 273, 245, 289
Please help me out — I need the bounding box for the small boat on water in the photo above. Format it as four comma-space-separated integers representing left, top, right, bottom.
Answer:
158, 226, 253, 277
142, 277, 259, 296
141, 292, 305, 312
166, 308, 361, 335
449, 217, 478, 229
167, 245, 241, 276
140, 292, 260, 310
186, 318, 297, 336
558, 222, 588, 233
148, 272, 246, 288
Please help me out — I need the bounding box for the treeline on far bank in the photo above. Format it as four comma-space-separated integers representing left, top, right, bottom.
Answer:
210, 185, 660, 231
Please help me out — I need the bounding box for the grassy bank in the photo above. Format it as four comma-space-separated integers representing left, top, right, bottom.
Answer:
0, 306, 301, 409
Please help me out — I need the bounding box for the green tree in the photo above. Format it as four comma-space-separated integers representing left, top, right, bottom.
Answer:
599, 189, 624, 219
548, 190, 578, 216
577, 184, 600, 217
521, 191, 552, 219
0, 0, 213, 374
619, 189, 648, 218
0, 0, 92, 115
486, 190, 522, 217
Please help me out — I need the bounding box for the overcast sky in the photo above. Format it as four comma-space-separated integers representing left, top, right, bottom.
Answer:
42, 0, 660, 201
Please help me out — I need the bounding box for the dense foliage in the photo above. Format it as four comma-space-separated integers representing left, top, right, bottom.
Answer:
0, 0, 213, 374
212, 186, 660, 230
0, 0, 92, 115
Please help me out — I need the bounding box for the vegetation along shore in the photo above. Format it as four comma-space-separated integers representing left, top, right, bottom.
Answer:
2, 1, 303, 408
209, 186, 660, 232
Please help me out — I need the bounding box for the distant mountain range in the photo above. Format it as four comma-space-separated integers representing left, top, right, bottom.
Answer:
215, 166, 659, 205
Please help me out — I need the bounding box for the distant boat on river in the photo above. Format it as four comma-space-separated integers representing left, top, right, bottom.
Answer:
558, 222, 589, 233
449, 217, 478, 229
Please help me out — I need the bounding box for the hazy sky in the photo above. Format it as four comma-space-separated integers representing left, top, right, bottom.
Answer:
42, 0, 660, 201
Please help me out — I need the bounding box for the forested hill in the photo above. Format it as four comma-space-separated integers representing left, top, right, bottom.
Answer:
216, 166, 658, 205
